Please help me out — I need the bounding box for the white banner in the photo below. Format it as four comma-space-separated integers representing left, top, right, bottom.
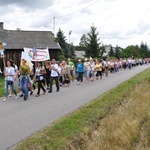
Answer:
23, 47, 50, 62
21, 47, 50, 70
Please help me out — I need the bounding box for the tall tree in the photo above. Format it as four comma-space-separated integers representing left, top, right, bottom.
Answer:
56, 28, 66, 49
85, 26, 101, 58
114, 45, 121, 59
109, 45, 115, 57
79, 34, 87, 49
56, 28, 70, 59
140, 41, 149, 58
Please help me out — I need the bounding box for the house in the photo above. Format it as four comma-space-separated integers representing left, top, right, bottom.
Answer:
75, 51, 85, 58
0, 22, 61, 70
102, 45, 117, 57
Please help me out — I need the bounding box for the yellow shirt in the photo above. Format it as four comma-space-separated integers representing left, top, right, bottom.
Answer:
96, 63, 102, 71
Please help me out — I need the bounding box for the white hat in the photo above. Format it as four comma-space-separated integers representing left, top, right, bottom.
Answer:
90, 57, 93, 60
85, 58, 88, 61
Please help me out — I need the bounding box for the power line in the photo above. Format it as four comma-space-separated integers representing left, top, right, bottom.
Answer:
53, 0, 100, 37
56, 0, 100, 18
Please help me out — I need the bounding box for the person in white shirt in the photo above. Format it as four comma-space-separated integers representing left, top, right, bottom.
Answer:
128, 58, 132, 70
84, 58, 91, 81
89, 58, 96, 81
8, 63, 18, 97
3, 60, 18, 101
48, 59, 60, 93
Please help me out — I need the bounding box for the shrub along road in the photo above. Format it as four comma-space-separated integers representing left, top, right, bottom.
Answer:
0, 65, 149, 150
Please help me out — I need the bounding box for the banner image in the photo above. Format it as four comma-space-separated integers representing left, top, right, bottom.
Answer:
21, 47, 50, 70
24, 47, 50, 62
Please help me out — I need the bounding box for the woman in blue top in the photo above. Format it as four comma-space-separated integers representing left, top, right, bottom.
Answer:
76, 59, 84, 85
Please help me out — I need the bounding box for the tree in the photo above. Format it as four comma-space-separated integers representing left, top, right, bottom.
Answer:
56, 28, 70, 59
121, 45, 140, 58
139, 41, 149, 58
99, 44, 106, 58
56, 28, 67, 49
85, 26, 101, 58
109, 45, 115, 57
114, 45, 121, 59
79, 34, 88, 50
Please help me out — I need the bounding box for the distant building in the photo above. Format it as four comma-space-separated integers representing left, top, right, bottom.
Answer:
0, 22, 61, 69
75, 51, 85, 58
102, 45, 116, 57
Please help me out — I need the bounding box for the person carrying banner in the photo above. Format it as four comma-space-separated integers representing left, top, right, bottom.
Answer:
18, 59, 30, 101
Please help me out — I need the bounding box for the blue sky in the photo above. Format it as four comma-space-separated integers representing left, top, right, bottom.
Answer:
0, 0, 150, 48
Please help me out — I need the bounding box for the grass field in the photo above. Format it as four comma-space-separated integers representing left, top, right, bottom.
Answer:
0, 76, 4, 97
11, 68, 150, 150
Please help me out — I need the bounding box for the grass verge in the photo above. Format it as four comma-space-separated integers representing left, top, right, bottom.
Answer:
11, 68, 150, 150
0, 76, 4, 97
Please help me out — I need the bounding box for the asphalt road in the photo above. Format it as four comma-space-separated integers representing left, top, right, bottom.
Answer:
0, 65, 149, 150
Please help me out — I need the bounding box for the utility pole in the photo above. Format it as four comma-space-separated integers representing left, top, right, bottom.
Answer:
53, 17, 55, 37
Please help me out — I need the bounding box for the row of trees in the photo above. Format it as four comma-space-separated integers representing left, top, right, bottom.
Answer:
108, 42, 150, 59
56, 26, 150, 61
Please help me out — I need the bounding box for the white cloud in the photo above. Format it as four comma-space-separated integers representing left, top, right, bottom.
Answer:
0, 0, 150, 48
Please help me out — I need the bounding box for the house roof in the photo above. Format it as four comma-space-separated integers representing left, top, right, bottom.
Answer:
0, 25, 61, 50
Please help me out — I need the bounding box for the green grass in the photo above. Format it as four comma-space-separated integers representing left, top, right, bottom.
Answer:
11, 68, 150, 150
0, 76, 4, 97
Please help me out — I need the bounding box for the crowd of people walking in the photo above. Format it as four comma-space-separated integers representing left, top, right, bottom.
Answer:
2, 57, 149, 102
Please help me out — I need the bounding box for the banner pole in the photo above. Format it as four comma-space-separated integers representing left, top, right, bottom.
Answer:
3, 57, 6, 68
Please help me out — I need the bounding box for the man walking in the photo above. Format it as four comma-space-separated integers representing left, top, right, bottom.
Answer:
48, 59, 60, 93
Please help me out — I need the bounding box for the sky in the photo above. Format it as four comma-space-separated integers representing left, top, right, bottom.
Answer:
0, 0, 150, 48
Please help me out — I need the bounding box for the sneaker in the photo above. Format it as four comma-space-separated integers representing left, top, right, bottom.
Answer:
30, 91, 33, 95
77, 82, 80, 85
35, 94, 40, 97
20, 94, 24, 97
79, 82, 83, 85
43, 92, 46, 95
24, 96, 27, 101
3, 98, 7, 102
8, 94, 12, 97
15, 95, 18, 99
